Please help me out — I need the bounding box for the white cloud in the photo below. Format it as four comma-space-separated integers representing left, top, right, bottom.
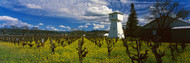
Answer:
84, 6, 112, 16
135, 4, 151, 9
0, 0, 174, 28
0, 0, 152, 30
34, 26, 39, 28
59, 25, 71, 30
93, 23, 104, 29
82, 5, 112, 22
120, 0, 157, 3
60, 25, 67, 28
90, 0, 107, 5
100, 22, 110, 25
78, 25, 86, 28
86, 23, 91, 25
106, 26, 110, 31
0, 0, 112, 22
59, 25, 65, 28
33, 23, 43, 28
58, 8, 70, 13
26, 4, 42, 9
0, 0, 134, 30
53, 28, 58, 31
38, 23, 43, 26
150, 6, 155, 10
120, 0, 133, 3
0, 16, 33, 27
46, 25, 58, 31
0, 16, 19, 22
138, 18, 145, 22
78, 23, 91, 28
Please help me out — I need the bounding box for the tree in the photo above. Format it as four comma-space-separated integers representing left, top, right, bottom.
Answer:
148, 39, 165, 63
31, 27, 40, 47
21, 26, 29, 38
125, 3, 139, 38
31, 26, 39, 37
147, 0, 189, 41
20, 26, 29, 47
76, 36, 88, 63
122, 39, 149, 63
0, 28, 7, 41
105, 38, 118, 62
10, 25, 18, 35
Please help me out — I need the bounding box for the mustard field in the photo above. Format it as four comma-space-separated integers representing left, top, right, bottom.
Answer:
0, 38, 190, 63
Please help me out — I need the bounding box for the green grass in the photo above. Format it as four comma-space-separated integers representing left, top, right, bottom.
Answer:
0, 38, 190, 63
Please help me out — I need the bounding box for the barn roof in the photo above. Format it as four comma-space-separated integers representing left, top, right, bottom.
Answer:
109, 11, 123, 15
142, 17, 190, 29
172, 26, 190, 29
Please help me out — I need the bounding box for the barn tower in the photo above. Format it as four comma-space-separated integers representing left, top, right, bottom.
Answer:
108, 11, 125, 39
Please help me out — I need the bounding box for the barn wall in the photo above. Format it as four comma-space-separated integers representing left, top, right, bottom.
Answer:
185, 30, 190, 41
171, 29, 190, 42
141, 29, 172, 41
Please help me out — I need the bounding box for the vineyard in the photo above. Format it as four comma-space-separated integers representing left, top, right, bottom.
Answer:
0, 35, 190, 63
0, 0, 189, 63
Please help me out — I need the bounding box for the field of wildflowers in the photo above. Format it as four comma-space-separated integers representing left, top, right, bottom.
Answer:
0, 37, 190, 63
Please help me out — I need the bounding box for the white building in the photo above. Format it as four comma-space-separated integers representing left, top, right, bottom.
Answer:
103, 33, 109, 37
108, 11, 125, 39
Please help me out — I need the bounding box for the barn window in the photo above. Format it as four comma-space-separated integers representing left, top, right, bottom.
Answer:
153, 30, 156, 35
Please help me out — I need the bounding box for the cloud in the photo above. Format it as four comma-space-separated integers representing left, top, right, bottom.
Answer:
26, 4, 43, 9
80, 6, 113, 26
0, 0, 130, 28
0, 0, 111, 21
78, 23, 91, 28
84, 6, 112, 16
78, 25, 86, 28
138, 18, 147, 26
93, 23, 105, 29
38, 23, 43, 26
46, 25, 58, 31
59, 25, 71, 30
106, 26, 110, 31
59, 25, 65, 28
80, 1, 112, 23
120, 0, 134, 3
0, 0, 169, 30
33, 23, 43, 28
119, 0, 157, 4
135, 3, 151, 10
0, 16, 33, 27
100, 22, 110, 25
34, 26, 39, 28
0, 16, 19, 22
58, 8, 70, 13
86, 23, 91, 25
90, 0, 108, 5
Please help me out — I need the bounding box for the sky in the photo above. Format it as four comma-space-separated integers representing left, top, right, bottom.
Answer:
0, 0, 189, 31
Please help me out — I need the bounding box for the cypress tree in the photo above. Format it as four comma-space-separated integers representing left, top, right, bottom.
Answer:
125, 3, 139, 37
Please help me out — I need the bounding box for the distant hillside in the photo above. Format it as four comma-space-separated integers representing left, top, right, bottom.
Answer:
0, 28, 62, 36
86, 30, 108, 37
0, 28, 108, 37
